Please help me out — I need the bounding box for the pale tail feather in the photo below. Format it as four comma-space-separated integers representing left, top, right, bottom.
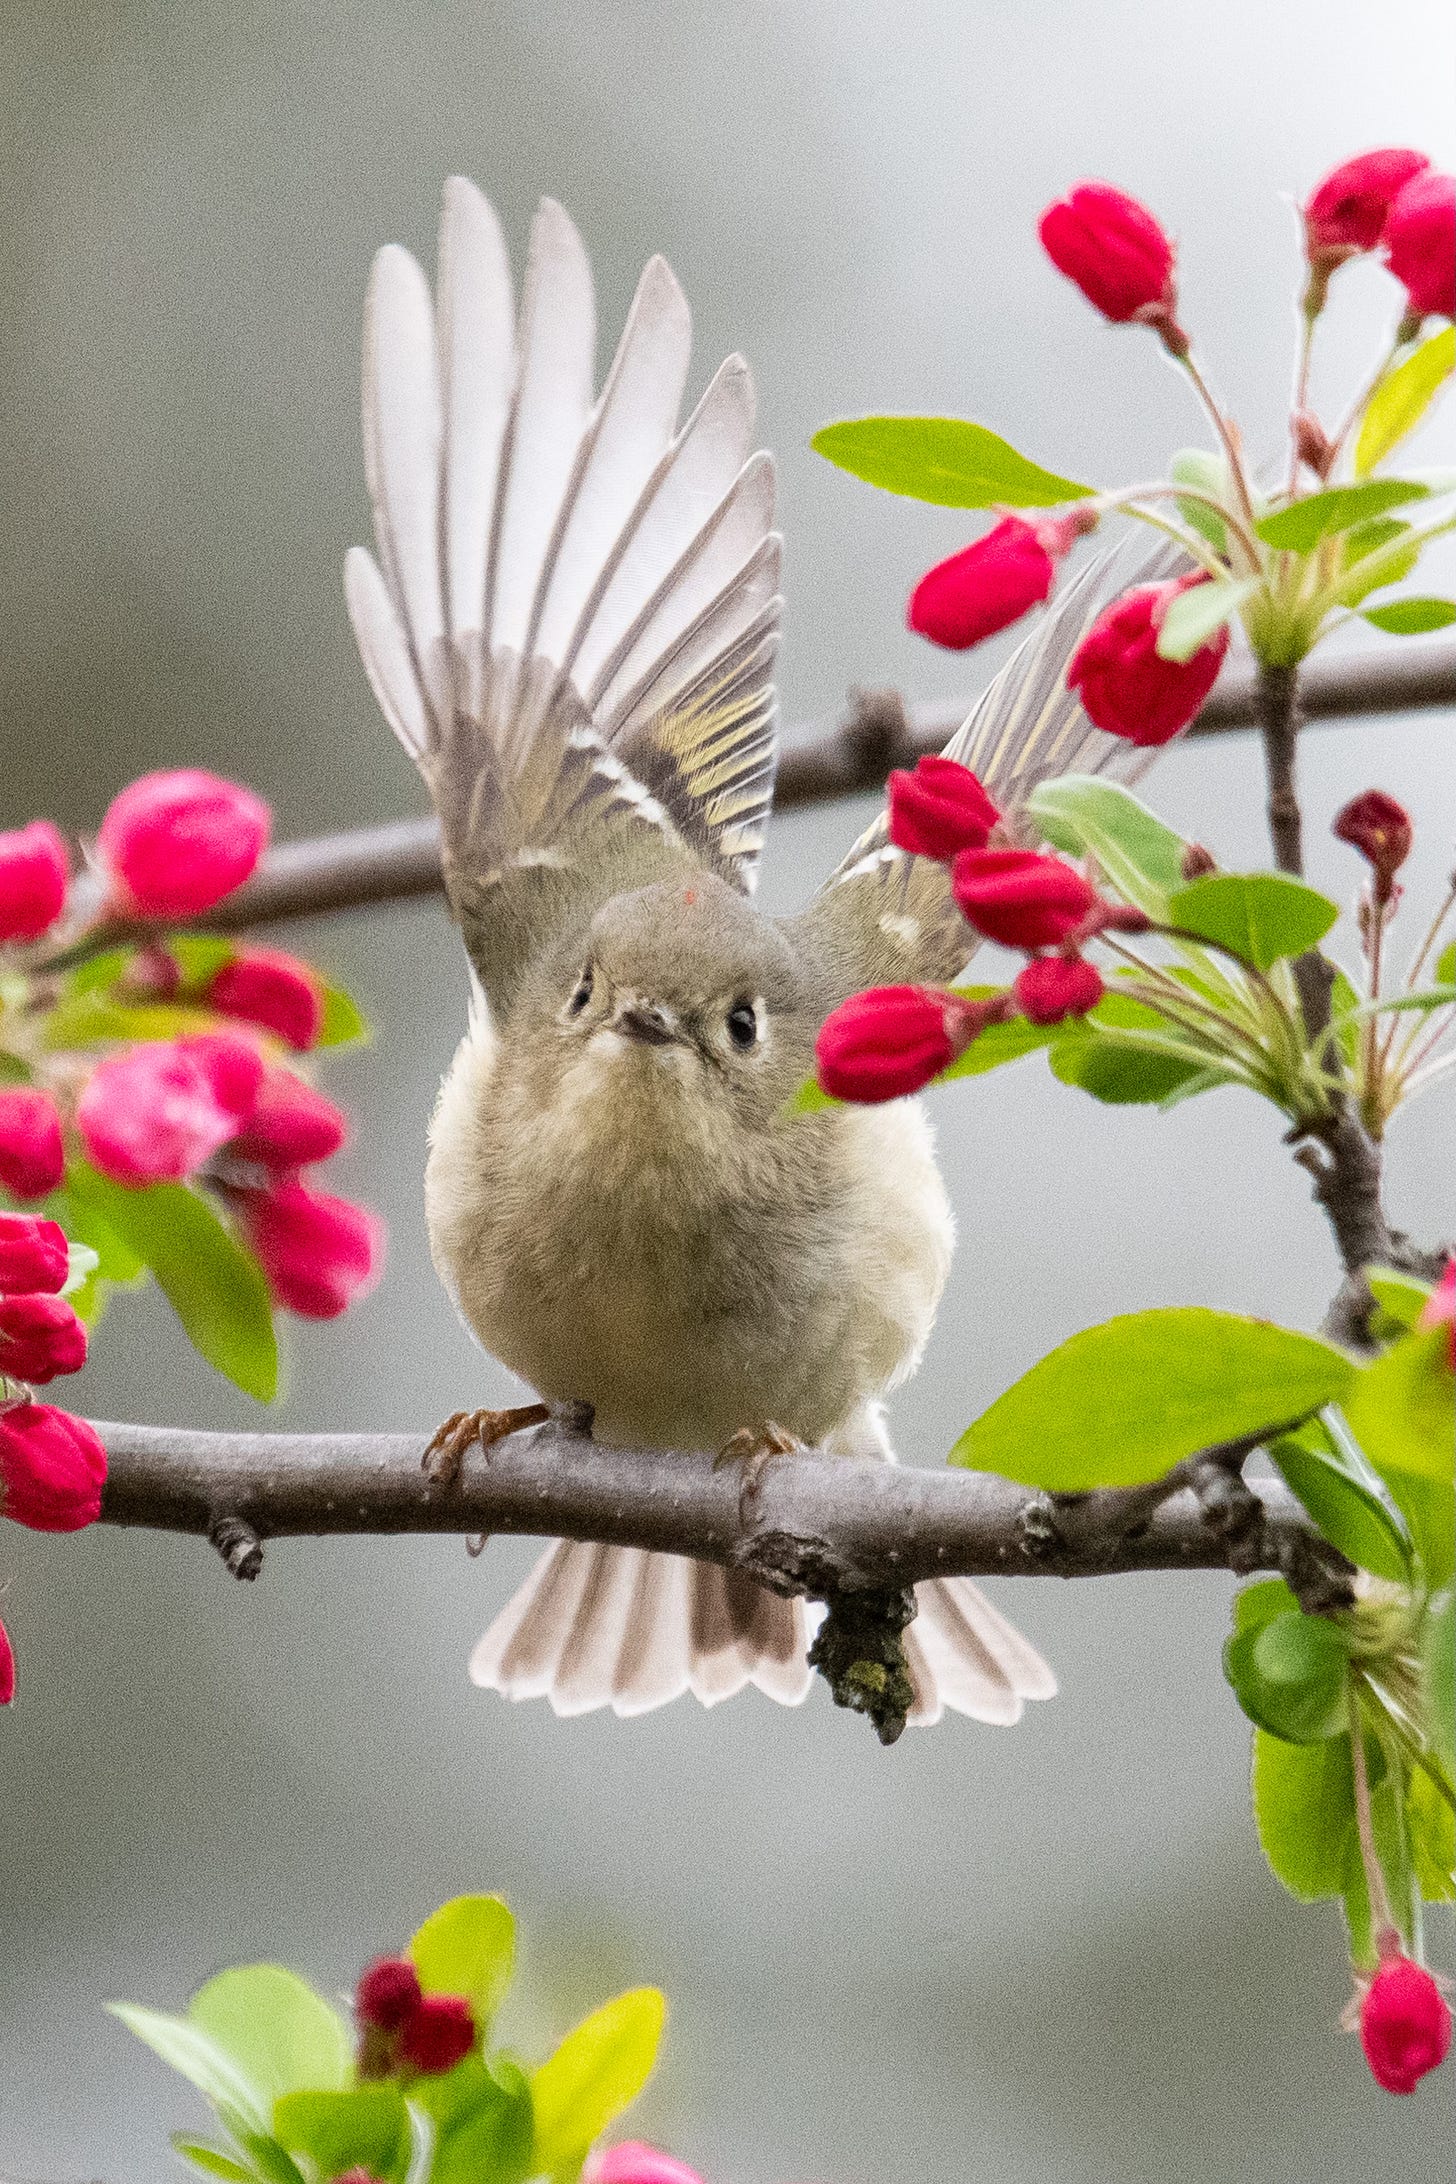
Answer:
469, 1539, 1053, 1727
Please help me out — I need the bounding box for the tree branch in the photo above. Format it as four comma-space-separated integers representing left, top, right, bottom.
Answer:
92, 1415, 1326, 1597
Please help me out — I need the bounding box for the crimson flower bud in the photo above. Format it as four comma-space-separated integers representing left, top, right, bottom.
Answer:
887, 757, 1001, 862
207, 947, 325, 1051
0, 1213, 70, 1296
97, 769, 271, 920
0, 1294, 87, 1386
1067, 576, 1229, 747
952, 848, 1097, 950
1038, 182, 1185, 347
229, 1070, 349, 1170
587, 2145, 707, 2184
1359, 1948, 1452, 2094
907, 512, 1093, 652
1303, 148, 1430, 261
1292, 409, 1334, 480
355, 1956, 422, 2033
0, 821, 70, 946
229, 1178, 385, 1319
0, 1403, 106, 1531
1180, 842, 1218, 881
1013, 955, 1104, 1024
0, 1088, 66, 1201
0, 1612, 13, 1705
815, 985, 995, 1104
77, 1033, 263, 1185
1418, 1257, 1455, 1371
1332, 790, 1413, 902
397, 1992, 476, 2075
1383, 170, 1456, 322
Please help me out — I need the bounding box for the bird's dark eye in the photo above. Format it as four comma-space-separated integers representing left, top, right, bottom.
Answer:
567, 967, 594, 1016
726, 1000, 758, 1049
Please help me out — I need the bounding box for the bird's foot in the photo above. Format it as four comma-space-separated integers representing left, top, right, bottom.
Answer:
715, 1419, 801, 1524
422, 1401, 551, 1486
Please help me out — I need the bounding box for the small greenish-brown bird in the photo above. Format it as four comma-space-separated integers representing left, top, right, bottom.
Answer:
346, 178, 1153, 1726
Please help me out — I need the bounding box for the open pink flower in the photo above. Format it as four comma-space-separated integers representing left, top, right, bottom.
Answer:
98, 770, 271, 920
587, 2146, 706, 2184
77, 1034, 263, 1184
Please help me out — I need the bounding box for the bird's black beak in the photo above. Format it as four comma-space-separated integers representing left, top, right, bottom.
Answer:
615, 1003, 676, 1046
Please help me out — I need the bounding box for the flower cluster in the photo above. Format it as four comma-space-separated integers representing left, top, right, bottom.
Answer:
0, 769, 383, 1326
354, 1955, 478, 2080
815, 757, 1135, 1102
0, 1210, 108, 1702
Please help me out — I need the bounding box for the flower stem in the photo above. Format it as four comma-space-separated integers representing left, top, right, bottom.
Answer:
1348, 1676, 1397, 1946
1178, 352, 1258, 532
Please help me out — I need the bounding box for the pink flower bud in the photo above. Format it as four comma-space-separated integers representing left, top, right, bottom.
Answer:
1066, 576, 1229, 747
887, 758, 1001, 862
0, 821, 70, 945
0, 1088, 66, 1201
0, 1403, 106, 1530
952, 848, 1098, 950
1359, 1949, 1452, 2094
1304, 148, 1431, 260
229, 1070, 348, 1170
230, 1178, 385, 1319
0, 1213, 70, 1296
815, 985, 998, 1104
1418, 1258, 1455, 1371
1332, 790, 1413, 901
355, 1956, 422, 2033
397, 1992, 476, 2075
0, 1295, 87, 1385
77, 1034, 263, 1185
908, 515, 1078, 652
587, 2145, 706, 2184
97, 770, 271, 920
1013, 955, 1105, 1024
333, 2172, 386, 2184
1038, 182, 1184, 346
207, 947, 324, 1051
0, 1612, 13, 1705
1383, 170, 1456, 322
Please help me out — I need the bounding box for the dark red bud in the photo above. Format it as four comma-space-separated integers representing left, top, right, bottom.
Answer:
355, 1956, 422, 2033
1304, 148, 1431, 262
397, 1992, 476, 2075
1180, 842, 1218, 880
1332, 790, 1413, 901
1013, 956, 1104, 1024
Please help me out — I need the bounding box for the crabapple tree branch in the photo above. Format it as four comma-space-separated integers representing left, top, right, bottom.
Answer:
92, 1413, 1338, 1602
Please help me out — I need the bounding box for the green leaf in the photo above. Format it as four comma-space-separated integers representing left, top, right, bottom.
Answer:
65, 1164, 279, 1401
939, 1008, 1060, 1080
42, 992, 219, 1049
1026, 774, 1190, 914
1049, 1011, 1226, 1107
64, 945, 135, 995
1343, 1330, 1455, 1584
317, 983, 369, 1048
1438, 940, 1456, 987
1329, 966, 1361, 1068
107, 2004, 269, 2135
1255, 478, 1430, 552
412, 2056, 533, 2184
1367, 1267, 1435, 1337
1408, 1763, 1456, 1903
1269, 1417, 1412, 1583
188, 1966, 352, 2111
1356, 326, 1456, 475
950, 1308, 1353, 1490
1169, 449, 1230, 551
408, 1894, 515, 2031
1424, 1592, 1455, 1777
168, 935, 239, 987
810, 416, 1092, 509
1155, 576, 1259, 663
1361, 595, 1456, 633
1166, 872, 1339, 970
530, 1989, 665, 2178
172, 2140, 256, 2183
274, 2086, 408, 2178
1224, 1611, 1350, 1743
1252, 1729, 1357, 1899
1232, 1577, 1301, 1636
231, 2136, 308, 2184
1337, 517, 1422, 605
786, 1077, 837, 1115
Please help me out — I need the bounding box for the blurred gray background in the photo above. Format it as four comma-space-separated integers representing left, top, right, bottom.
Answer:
2, 2, 1454, 2177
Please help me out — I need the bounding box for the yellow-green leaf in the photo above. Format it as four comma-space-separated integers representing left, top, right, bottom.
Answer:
408, 1895, 515, 2030
811, 416, 1092, 508
530, 1988, 665, 2176
1356, 326, 1456, 475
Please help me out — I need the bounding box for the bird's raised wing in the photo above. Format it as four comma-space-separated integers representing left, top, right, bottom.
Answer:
797, 543, 1188, 994
346, 179, 782, 1014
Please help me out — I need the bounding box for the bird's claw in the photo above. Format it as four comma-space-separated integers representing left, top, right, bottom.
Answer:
422, 1402, 551, 1485
715, 1419, 801, 1524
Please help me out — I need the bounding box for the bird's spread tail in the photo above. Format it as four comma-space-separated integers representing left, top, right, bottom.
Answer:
469, 1540, 1054, 1726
